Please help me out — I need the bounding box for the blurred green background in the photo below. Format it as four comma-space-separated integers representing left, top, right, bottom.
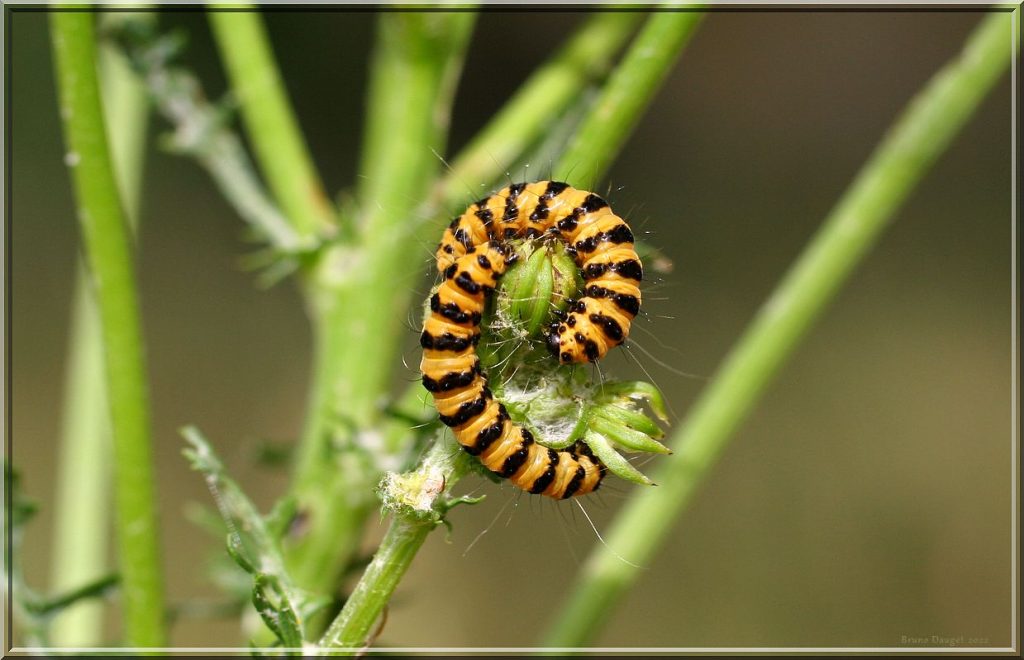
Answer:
9, 8, 1012, 649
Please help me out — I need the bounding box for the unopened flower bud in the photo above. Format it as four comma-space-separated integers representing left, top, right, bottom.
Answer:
498, 243, 582, 339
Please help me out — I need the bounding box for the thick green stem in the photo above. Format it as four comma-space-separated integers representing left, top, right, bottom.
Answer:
292, 9, 476, 498
50, 16, 152, 647
553, 8, 704, 188
284, 11, 477, 611
209, 8, 335, 241
542, 10, 1015, 647
50, 12, 166, 647
437, 11, 641, 207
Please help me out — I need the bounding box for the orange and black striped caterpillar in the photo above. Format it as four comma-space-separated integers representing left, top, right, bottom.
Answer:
420, 181, 642, 499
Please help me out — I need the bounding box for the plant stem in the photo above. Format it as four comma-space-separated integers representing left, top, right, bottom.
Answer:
318, 439, 473, 651
553, 8, 704, 188
50, 270, 110, 648
50, 15, 153, 646
33, 575, 122, 618
437, 11, 642, 208
284, 10, 477, 613
99, 13, 151, 221
209, 7, 335, 241
542, 9, 1015, 647
320, 518, 432, 652
50, 11, 166, 647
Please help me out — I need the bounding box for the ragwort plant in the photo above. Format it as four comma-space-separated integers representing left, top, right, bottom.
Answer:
24, 4, 1014, 653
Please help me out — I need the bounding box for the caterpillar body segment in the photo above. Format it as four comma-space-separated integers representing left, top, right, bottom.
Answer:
422, 181, 642, 499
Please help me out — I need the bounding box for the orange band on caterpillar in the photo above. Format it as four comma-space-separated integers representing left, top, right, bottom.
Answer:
420, 181, 643, 499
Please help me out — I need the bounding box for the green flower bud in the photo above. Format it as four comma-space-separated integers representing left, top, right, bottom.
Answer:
497, 242, 582, 340
477, 241, 670, 489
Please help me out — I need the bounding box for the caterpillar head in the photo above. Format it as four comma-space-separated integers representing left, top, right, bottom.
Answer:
545, 321, 567, 363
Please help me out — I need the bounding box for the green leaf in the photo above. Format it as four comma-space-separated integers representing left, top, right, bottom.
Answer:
252, 574, 303, 652
225, 533, 257, 575
599, 380, 669, 422
181, 426, 320, 645
265, 496, 299, 542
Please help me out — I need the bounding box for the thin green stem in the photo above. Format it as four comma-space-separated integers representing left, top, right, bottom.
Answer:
99, 13, 150, 220
320, 518, 432, 652
437, 11, 642, 208
50, 15, 153, 645
318, 439, 474, 651
209, 8, 335, 241
50, 11, 166, 647
553, 8, 704, 188
30, 574, 121, 619
542, 10, 1015, 647
283, 11, 477, 618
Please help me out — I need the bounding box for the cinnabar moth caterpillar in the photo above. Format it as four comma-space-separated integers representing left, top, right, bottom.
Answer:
420, 181, 643, 499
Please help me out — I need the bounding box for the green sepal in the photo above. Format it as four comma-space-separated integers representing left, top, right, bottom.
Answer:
439, 493, 487, 514
584, 431, 653, 486
590, 414, 670, 454
598, 380, 668, 422
529, 253, 555, 336
590, 402, 665, 438
438, 493, 488, 541
550, 244, 583, 307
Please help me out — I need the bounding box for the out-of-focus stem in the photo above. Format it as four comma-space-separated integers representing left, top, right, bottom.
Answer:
208, 8, 336, 240
553, 8, 704, 188
437, 11, 642, 208
542, 10, 1015, 647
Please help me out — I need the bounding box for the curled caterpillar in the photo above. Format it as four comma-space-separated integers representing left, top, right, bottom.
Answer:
420, 181, 643, 499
